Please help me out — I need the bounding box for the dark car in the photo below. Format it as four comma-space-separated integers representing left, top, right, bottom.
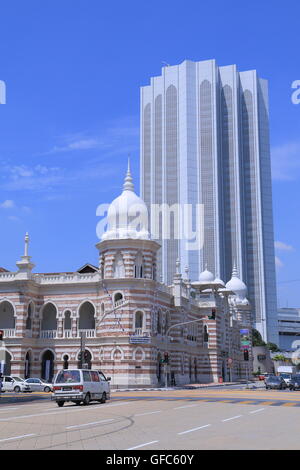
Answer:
265, 375, 287, 390
289, 375, 300, 391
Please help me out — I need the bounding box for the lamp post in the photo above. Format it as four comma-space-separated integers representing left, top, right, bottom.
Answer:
164, 317, 204, 389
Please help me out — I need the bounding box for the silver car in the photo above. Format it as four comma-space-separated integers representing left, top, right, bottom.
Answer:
25, 378, 52, 392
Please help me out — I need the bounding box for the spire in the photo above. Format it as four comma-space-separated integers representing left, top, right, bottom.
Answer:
123, 158, 134, 192
16, 232, 35, 276
24, 232, 29, 257
232, 260, 239, 278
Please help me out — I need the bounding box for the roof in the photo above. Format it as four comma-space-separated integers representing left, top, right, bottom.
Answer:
0, 267, 9, 273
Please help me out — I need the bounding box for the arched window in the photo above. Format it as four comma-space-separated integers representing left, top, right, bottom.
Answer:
64, 310, 72, 334
114, 292, 123, 305
26, 303, 33, 330
0, 301, 15, 330
41, 350, 55, 381
78, 302, 95, 330
135, 311, 144, 332
114, 252, 125, 278
134, 252, 144, 278
41, 303, 57, 331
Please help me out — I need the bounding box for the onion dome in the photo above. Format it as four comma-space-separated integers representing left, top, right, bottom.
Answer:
225, 264, 247, 300
102, 160, 149, 241
198, 265, 215, 283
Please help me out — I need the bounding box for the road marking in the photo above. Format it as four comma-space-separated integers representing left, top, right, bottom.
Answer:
249, 408, 265, 414
174, 404, 199, 410
127, 440, 159, 450
66, 419, 114, 430
0, 433, 36, 443
0, 400, 133, 422
178, 424, 211, 435
222, 415, 242, 422
134, 411, 161, 417
0, 407, 20, 413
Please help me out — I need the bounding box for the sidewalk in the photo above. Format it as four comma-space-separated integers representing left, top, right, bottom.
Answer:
111, 380, 262, 392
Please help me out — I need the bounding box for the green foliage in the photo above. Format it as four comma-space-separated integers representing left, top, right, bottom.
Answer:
252, 329, 266, 347
273, 354, 288, 362
266, 342, 280, 352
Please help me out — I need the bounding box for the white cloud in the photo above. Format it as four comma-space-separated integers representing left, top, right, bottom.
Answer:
0, 199, 15, 209
275, 256, 284, 268
275, 241, 294, 251
271, 141, 300, 181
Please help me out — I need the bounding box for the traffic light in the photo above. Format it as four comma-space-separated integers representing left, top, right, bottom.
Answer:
84, 350, 89, 361
243, 349, 249, 361
0, 330, 3, 341
163, 352, 169, 364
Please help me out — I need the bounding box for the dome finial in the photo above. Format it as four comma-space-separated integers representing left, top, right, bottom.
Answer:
123, 158, 134, 192
232, 260, 238, 278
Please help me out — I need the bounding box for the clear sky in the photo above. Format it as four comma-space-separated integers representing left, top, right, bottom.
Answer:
0, 0, 299, 307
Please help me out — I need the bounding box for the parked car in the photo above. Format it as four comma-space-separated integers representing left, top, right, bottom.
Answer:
265, 375, 287, 390
279, 372, 292, 386
52, 369, 111, 407
289, 375, 300, 391
24, 378, 53, 392
0, 376, 31, 393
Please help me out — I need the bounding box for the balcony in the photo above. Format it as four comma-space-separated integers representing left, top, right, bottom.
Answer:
40, 330, 57, 339
78, 329, 96, 338
63, 329, 72, 338
2, 329, 17, 338
134, 328, 149, 337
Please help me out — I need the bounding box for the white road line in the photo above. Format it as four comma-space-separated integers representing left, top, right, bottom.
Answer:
134, 411, 161, 417
66, 419, 114, 430
0, 407, 20, 413
127, 440, 159, 450
222, 415, 242, 422
249, 408, 265, 414
174, 404, 199, 410
178, 424, 211, 435
0, 401, 132, 422
0, 433, 36, 443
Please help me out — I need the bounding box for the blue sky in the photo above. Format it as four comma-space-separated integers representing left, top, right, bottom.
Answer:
0, 0, 299, 306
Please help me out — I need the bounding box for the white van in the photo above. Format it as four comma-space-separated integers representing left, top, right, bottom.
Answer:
52, 369, 111, 407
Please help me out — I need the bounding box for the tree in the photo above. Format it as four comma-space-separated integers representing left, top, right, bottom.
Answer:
266, 342, 280, 353
252, 329, 266, 347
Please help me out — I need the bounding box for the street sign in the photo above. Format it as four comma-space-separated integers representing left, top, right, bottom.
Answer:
240, 329, 250, 349
129, 336, 151, 344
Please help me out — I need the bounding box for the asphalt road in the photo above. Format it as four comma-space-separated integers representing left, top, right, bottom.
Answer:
1, 387, 300, 450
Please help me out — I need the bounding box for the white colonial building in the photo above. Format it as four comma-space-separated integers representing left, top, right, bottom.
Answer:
0, 165, 252, 387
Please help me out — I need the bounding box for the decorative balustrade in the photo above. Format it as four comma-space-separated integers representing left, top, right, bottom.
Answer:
78, 329, 96, 338
63, 329, 72, 338
114, 299, 126, 308
2, 329, 16, 338
40, 330, 57, 339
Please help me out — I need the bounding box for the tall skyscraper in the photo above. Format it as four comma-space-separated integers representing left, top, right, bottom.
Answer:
140, 59, 278, 344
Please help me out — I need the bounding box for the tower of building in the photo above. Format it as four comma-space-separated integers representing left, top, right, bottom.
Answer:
140, 59, 278, 344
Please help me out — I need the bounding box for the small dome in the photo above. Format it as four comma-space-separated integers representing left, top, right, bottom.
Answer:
214, 276, 225, 287
199, 266, 215, 283
225, 265, 247, 299
102, 161, 149, 241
